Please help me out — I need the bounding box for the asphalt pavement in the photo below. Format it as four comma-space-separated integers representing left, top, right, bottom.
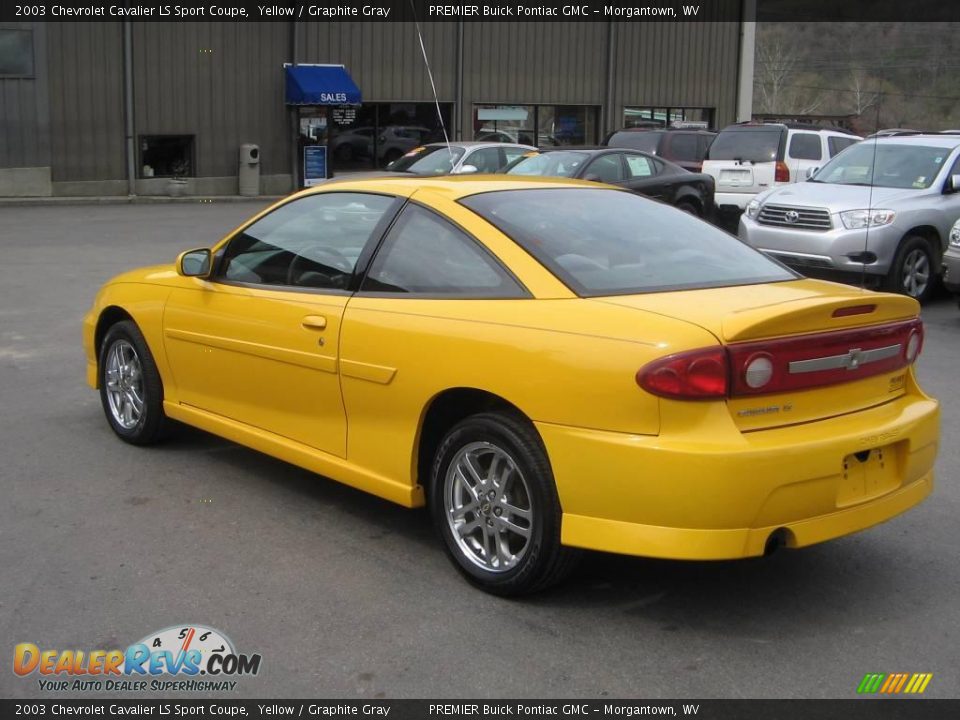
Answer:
1, 203, 957, 699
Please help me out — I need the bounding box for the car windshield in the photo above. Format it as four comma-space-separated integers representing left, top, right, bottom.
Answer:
811, 142, 950, 189
707, 128, 782, 163
389, 146, 465, 174
505, 152, 588, 178
461, 189, 796, 296
606, 131, 661, 153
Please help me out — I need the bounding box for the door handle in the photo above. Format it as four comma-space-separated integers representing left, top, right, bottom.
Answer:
301, 315, 327, 330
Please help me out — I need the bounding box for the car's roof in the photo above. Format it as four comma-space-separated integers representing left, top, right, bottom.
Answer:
298, 175, 604, 200
868, 134, 960, 148
422, 141, 535, 149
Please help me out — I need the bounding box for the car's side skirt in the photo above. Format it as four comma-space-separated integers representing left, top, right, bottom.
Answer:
163, 401, 425, 508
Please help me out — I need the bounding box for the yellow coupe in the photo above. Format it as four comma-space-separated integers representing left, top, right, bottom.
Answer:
83, 177, 939, 595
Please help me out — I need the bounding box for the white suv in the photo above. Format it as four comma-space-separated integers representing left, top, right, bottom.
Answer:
702, 123, 860, 214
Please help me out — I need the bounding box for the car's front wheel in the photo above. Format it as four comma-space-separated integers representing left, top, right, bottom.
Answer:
885, 235, 937, 302
99, 320, 168, 445
429, 412, 580, 596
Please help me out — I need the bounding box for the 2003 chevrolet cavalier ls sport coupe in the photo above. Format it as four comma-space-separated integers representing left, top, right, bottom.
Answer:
83, 177, 939, 595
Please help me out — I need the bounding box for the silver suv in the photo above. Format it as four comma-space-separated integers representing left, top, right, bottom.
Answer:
739, 135, 960, 301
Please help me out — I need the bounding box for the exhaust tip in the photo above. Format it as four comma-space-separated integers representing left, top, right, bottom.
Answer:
764, 528, 794, 556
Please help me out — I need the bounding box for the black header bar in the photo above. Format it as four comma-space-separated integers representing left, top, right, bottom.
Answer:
1, 699, 959, 719
2, 0, 959, 23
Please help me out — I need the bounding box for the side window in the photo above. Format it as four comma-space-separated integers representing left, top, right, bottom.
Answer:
625, 154, 657, 179
502, 146, 529, 166
788, 133, 823, 161
586, 154, 625, 183
362, 205, 525, 297
697, 134, 714, 159
218, 193, 395, 290
466, 147, 503, 173
828, 136, 858, 157
668, 133, 698, 162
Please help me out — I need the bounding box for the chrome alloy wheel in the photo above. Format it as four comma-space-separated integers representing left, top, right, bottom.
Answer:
444, 441, 534, 573
901, 248, 931, 298
104, 339, 144, 430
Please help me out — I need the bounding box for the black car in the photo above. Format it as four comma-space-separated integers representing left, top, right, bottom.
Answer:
504, 147, 715, 218
603, 128, 716, 172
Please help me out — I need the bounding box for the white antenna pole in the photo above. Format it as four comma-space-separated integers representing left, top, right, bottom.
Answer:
409, 0, 454, 163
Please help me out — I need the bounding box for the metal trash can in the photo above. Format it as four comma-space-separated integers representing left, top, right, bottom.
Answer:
238, 144, 260, 197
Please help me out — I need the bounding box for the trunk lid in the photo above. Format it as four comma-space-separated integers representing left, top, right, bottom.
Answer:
597, 278, 921, 431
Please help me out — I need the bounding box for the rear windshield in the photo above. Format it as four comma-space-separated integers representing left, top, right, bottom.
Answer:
389, 146, 465, 174
460, 189, 795, 296
707, 128, 783, 163
505, 152, 588, 178
605, 131, 662, 154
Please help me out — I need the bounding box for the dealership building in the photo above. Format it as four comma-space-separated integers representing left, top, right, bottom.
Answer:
0, 5, 755, 197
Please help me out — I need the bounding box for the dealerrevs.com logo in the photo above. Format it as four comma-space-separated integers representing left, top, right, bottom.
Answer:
13, 624, 262, 692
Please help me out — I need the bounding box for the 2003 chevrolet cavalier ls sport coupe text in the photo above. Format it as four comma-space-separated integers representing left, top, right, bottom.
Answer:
83, 176, 939, 595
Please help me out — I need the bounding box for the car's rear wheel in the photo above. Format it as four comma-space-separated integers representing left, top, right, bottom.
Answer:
885, 235, 937, 302
99, 320, 168, 445
429, 412, 580, 596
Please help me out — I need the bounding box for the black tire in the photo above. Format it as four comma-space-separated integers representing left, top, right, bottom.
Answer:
884, 235, 938, 302
98, 320, 168, 445
429, 411, 581, 596
675, 199, 701, 217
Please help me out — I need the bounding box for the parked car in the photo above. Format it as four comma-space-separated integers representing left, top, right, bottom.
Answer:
739, 134, 960, 301
603, 128, 716, 172
504, 147, 715, 218
377, 126, 436, 165
702, 123, 861, 214
941, 218, 960, 306
386, 141, 535, 175
84, 176, 938, 595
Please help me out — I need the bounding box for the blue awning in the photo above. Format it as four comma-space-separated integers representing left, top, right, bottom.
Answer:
285, 64, 362, 106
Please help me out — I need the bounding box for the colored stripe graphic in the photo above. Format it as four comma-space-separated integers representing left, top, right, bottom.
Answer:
857, 673, 932, 694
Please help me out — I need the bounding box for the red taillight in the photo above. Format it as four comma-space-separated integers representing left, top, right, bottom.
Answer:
728, 319, 923, 397
637, 348, 728, 400
775, 161, 790, 183
637, 319, 924, 401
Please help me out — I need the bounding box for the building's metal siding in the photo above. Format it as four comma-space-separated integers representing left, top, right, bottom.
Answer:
612, 20, 743, 128
462, 22, 607, 107
297, 22, 456, 102
45, 22, 124, 182
1, 18, 745, 189
132, 22, 290, 177
0, 22, 49, 169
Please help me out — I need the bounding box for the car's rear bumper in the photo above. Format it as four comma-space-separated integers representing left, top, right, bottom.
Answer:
714, 191, 756, 211
538, 377, 938, 560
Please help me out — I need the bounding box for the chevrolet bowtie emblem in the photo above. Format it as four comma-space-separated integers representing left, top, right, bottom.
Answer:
844, 348, 864, 370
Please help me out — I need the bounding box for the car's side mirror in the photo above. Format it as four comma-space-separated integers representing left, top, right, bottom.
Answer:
945, 174, 960, 194
806, 166, 819, 179
455, 164, 479, 175
176, 248, 212, 278
584, 173, 602, 182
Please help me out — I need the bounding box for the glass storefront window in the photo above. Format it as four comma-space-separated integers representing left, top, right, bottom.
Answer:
473, 105, 599, 147
623, 106, 715, 130
328, 102, 453, 172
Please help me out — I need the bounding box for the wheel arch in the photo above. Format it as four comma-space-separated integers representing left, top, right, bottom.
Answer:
95, 305, 136, 363
900, 225, 942, 259
414, 387, 538, 492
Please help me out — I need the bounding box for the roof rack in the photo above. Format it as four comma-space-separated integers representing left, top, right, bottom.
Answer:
731, 121, 859, 136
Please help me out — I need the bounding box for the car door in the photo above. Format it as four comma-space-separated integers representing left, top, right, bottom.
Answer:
162, 192, 399, 457
621, 153, 668, 200
582, 152, 626, 185
338, 201, 530, 485
786, 131, 823, 181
